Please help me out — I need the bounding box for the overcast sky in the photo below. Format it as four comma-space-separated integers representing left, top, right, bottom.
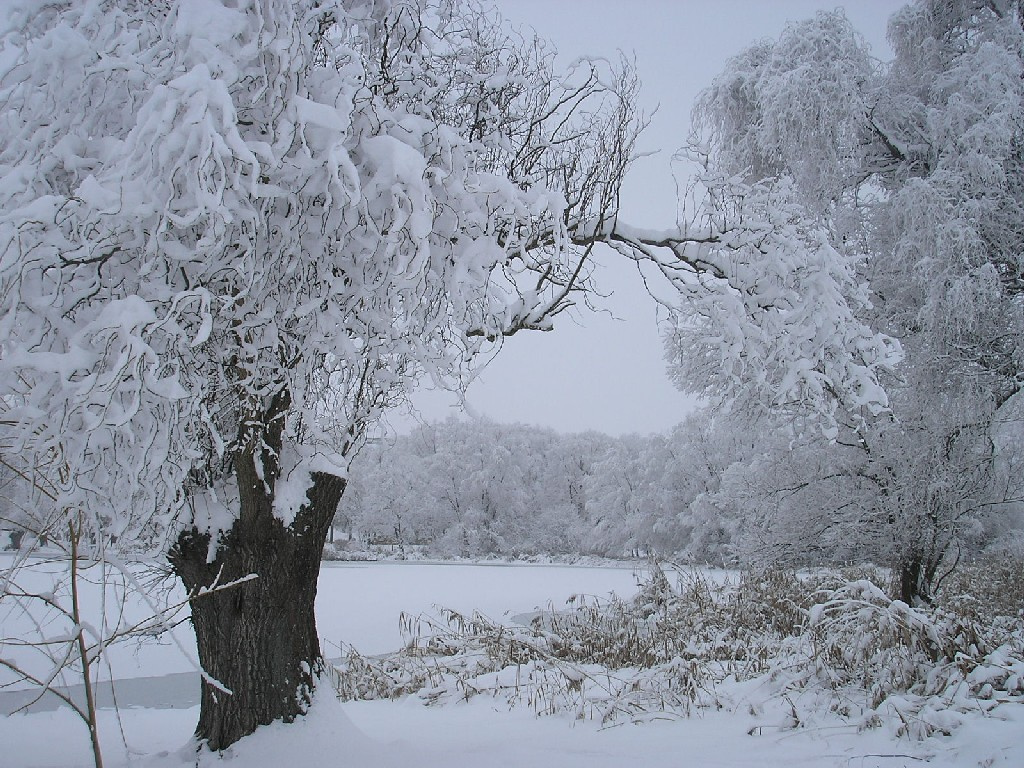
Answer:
393, 0, 907, 437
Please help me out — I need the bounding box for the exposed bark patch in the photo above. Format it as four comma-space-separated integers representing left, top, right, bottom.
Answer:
170, 470, 345, 751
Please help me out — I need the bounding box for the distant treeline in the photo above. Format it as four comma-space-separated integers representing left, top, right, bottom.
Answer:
336, 411, 1024, 578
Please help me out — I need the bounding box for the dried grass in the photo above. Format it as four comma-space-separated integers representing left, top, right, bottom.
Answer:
332, 561, 1024, 737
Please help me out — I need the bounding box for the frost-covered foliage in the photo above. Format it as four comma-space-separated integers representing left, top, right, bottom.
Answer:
692, 11, 875, 206
654, 11, 902, 432
335, 565, 1024, 739
616, 182, 900, 436
339, 398, 1021, 583
873, 1, 1024, 404
680, 0, 1024, 411
676, 1, 1024, 601
338, 419, 611, 558
336, 414, 752, 562
0, 0, 641, 554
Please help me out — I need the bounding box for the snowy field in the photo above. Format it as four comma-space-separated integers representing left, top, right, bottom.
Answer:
1, 559, 1021, 768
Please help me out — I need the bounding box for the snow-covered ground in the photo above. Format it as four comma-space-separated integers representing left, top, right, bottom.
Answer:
1, 559, 1021, 767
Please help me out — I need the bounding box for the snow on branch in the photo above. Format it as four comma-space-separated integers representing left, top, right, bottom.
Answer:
573, 171, 901, 433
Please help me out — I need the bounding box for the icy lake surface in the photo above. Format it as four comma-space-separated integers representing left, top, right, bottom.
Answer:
0, 559, 645, 712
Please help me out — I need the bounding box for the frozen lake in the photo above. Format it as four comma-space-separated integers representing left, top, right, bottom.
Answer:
1, 558, 646, 713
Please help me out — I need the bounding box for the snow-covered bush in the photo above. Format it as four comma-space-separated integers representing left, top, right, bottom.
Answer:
335, 565, 1024, 738
936, 557, 1024, 625
335, 600, 721, 723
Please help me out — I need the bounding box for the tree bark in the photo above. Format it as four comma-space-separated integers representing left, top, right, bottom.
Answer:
896, 553, 936, 606
169, 468, 345, 751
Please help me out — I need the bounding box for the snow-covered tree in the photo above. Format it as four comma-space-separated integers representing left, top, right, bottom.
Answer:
683, 2, 1024, 601
0, 0, 901, 750
664, 10, 900, 432
0, 0, 644, 748
660, 411, 752, 565
340, 419, 598, 557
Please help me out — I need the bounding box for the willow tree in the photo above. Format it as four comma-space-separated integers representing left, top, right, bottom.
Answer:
0, 0, 897, 751
679, 2, 1024, 602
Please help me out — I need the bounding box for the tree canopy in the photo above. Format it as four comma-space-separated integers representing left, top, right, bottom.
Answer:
0, 0, 644, 551
676, 1, 1024, 601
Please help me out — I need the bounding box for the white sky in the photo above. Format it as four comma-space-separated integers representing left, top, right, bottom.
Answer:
395, 0, 907, 436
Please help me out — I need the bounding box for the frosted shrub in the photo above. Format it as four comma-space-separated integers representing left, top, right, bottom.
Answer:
808, 581, 960, 704
335, 576, 723, 722
336, 565, 1024, 738
803, 578, 1024, 738
937, 558, 1024, 625
335, 564, 806, 721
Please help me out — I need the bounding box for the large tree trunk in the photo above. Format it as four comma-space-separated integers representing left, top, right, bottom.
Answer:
896, 552, 938, 606
897, 555, 924, 605
170, 463, 345, 751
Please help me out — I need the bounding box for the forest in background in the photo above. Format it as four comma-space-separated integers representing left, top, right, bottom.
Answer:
337, 405, 1024, 586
